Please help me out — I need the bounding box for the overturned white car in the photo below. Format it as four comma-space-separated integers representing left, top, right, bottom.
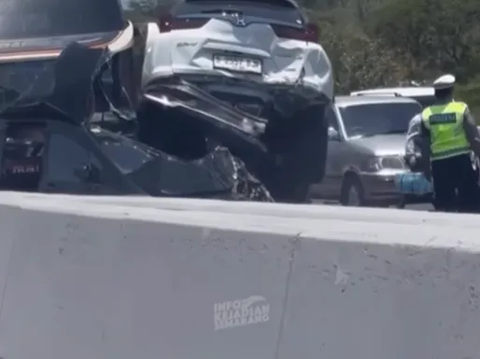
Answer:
137, 0, 334, 202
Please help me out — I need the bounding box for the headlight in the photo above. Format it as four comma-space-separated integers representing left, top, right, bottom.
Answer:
406, 138, 421, 156
361, 155, 405, 172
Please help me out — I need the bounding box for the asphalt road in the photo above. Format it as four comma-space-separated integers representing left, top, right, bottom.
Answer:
402, 203, 434, 211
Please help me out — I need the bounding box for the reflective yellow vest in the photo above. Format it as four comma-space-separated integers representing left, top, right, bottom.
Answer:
421, 101, 470, 160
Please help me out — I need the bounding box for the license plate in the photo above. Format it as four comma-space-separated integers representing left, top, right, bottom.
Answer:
213, 55, 262, 74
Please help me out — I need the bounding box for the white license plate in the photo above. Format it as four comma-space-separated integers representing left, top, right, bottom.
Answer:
213, 55, 262, 74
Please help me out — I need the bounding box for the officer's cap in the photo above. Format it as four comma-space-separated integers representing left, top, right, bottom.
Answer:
433, 74, 456, 90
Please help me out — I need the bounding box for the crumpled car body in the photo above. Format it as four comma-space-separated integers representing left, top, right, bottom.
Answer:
0, 42, 271, 200
136, 0, 334, 202
92, 126, 272, 201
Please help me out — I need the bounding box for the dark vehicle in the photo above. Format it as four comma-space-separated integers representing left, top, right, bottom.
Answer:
0, 0, 137, 119
0, 42, 272, 200
91, 126, 271, 200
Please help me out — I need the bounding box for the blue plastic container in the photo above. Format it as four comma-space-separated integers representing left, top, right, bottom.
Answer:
395, 172, 433, 195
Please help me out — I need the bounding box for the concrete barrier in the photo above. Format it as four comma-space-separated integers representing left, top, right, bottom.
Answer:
11, 192, 480, 228
0, 192, 479, 359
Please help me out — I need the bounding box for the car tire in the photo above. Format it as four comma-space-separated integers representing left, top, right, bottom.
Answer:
264, 174, 311, 203
395, 195, 406, 209
288, 104, 328, 183
340, 175, 366, 206
261, 104, 328, 203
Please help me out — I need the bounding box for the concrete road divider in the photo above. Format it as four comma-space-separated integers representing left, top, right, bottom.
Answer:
11, 192, 480, 228
0, 192, 478, 359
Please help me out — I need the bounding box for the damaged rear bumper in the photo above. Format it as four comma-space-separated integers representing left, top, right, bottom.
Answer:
143, 77, 268, 151
142, 74, 330, 127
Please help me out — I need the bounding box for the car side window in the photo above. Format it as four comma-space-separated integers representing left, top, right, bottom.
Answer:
45, 134, 102, 184
325, 105, 339, 131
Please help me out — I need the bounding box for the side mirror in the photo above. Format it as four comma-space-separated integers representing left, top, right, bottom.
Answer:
328, 127, 340, 141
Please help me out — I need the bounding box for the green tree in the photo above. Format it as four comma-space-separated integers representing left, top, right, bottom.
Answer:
320, 19, 408, 92
367, 0, 480, 80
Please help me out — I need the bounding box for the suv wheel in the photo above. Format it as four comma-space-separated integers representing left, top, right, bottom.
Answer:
340, 175, 365, 206
260, 104, 328, 203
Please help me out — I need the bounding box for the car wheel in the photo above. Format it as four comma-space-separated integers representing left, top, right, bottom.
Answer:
395, 196, 407, 209
261, 104, 328, 203
291, 180, 311, 203
340, 175, 365, 206
266, 174, 311, 203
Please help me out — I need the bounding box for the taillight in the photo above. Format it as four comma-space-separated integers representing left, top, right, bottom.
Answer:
158, 14, 209, 32
271, 23, 319, 42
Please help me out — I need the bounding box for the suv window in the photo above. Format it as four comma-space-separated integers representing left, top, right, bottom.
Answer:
176, 0, 302, 24
412, 95, 436, 108
339, 102, 421, 138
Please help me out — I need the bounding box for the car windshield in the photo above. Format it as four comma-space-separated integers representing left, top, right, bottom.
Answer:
339, 102, 422, 138
411, 95, 436, 108
0, 0, 123, 40
176, 0, 302, 25
0, 61, 55, 114
0, 43, 108, 121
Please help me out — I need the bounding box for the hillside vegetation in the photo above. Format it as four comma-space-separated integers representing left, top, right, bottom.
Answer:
125, 0, 480, 117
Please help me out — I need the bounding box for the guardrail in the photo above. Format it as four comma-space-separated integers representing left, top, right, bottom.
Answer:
0, 192, 478, 359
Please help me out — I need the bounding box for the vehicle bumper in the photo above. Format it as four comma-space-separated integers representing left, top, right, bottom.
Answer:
142, 74, 331, 119
360, 169, 406, 205
402, 193, 433, 204
144, 77, 265, 130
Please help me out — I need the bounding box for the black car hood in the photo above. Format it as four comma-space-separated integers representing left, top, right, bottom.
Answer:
128, 147, 237, 197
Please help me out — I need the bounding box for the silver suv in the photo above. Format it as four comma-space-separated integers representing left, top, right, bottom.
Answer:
351, 87, 436, 108
310, 96, 422, 206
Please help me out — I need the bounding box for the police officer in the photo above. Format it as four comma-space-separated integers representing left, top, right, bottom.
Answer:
405, 75, 447, 169
420, 74, 480, 212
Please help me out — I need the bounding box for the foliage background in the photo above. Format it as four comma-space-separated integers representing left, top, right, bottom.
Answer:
124, 0, 480, 118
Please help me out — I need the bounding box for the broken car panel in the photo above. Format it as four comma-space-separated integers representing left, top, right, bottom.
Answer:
0, 42, 272, 200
